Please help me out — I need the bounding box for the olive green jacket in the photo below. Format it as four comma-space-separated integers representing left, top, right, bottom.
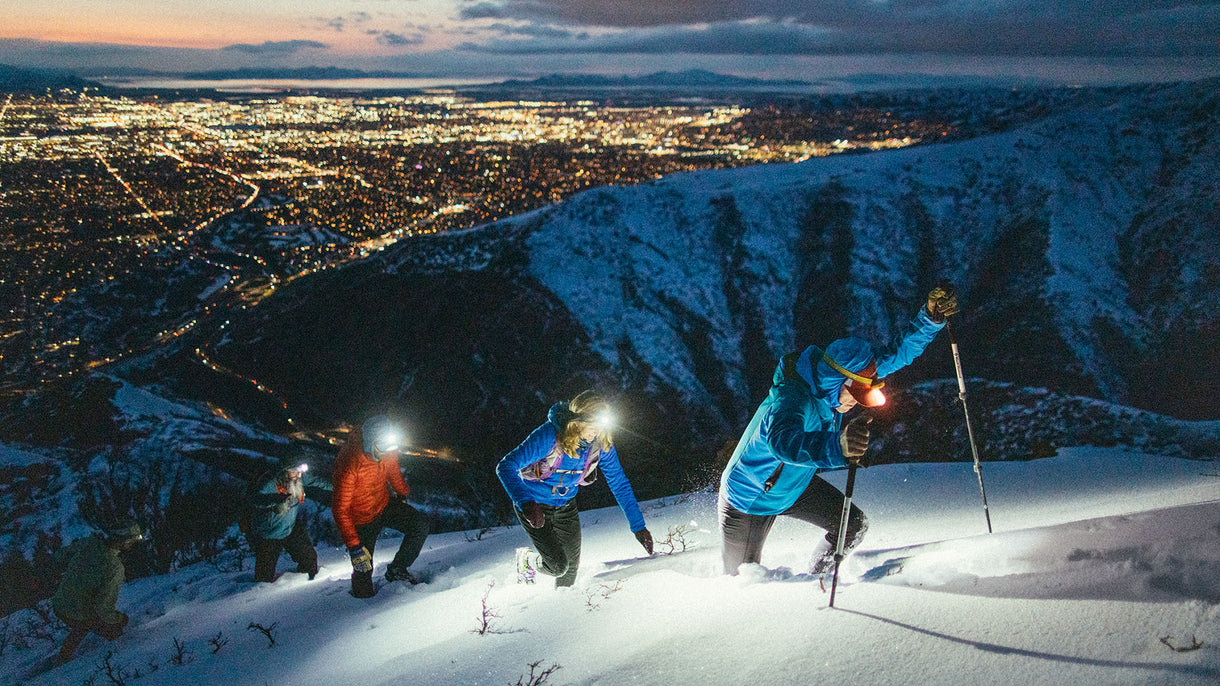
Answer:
52, 536, 125, 624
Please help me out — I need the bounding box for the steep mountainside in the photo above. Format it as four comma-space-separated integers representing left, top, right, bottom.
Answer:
212, 81, 1219, 456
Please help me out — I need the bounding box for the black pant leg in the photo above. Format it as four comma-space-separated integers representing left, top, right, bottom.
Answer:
380, 499, 431, 572
515, 501, 581, 586
354, 517, 384, 557
549, 502, 582, 587
247, 533, 285, 582
349, 518, 383, 597
718, 493, 778, 575
784, 474, 868, 553
281, 518, 318, 574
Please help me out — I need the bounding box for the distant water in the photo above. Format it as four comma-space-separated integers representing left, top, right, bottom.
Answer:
98, 77, 505, 92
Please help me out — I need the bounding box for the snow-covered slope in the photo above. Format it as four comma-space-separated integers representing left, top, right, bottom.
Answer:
7, 448, 1219, 685
214, 79, 1220, 470
518, 79, 1219, 422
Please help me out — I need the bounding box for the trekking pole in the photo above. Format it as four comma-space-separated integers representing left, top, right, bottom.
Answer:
947, 319, 993, 534
828, 461, 858, 608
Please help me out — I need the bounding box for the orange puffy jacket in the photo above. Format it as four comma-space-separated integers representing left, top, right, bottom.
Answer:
332, 426, 410, 548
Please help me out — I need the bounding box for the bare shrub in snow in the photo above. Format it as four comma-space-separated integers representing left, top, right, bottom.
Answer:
247, 621, 278, 648
657, 523, 693, 555
209, 631, 229, 654
170, 636, 193, 665
511, 659, 562, 686
584, 580, 625, 611
1159, 635, 1203, 652
472, 581, 506, 635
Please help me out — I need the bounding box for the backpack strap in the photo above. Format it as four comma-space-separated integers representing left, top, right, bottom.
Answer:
519, 443, 603, 492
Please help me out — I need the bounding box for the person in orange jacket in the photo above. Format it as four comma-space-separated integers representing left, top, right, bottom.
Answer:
332, 415, 430, 598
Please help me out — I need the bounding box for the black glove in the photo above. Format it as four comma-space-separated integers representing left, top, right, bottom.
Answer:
634, 528, 654, 555
926, 283, 959, 323
840, 415, 871, 466
520, 501, 545, 529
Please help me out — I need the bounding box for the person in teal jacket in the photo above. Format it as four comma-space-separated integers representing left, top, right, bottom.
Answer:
246, 454, 331, 582
718, 286, 958, 575
52, 517, 144, 663
497, 390, 653, 587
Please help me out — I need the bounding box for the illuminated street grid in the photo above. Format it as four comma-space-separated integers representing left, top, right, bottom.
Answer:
0, 89, 943, 392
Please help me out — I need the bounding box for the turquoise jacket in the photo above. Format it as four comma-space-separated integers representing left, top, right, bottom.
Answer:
720, 308, 944, 515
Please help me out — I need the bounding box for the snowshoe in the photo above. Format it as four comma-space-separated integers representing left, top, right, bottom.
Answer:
515, 546, 539, 584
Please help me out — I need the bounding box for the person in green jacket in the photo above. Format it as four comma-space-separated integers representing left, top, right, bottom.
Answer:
52, 517, 143, 664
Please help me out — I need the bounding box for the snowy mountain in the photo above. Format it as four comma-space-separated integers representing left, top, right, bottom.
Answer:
3, 79, 1219, 651
5, 448, 1219, 685
205, 79, 1220, 471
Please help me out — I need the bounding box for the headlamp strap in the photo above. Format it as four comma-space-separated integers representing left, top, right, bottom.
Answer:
822, 353, 885, 389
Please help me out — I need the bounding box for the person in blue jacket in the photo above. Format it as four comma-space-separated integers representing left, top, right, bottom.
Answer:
498, 390, 653, 587
719, 285, 959, 576
246, 454, 332, 582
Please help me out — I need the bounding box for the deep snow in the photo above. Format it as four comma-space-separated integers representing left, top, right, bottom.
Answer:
9, 447, 1220, 685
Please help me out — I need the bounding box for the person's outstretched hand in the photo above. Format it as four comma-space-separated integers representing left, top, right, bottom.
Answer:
634, 528, 654, 555
927, 283, 959, 323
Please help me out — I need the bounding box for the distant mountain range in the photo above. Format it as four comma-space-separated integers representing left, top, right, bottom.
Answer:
490, 69, 810, 89
0, 63, 98, 91
164, 66, 424, 81
74, 66, 809, 90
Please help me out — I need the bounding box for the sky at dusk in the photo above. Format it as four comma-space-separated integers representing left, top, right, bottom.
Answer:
2, 1, 1218, 84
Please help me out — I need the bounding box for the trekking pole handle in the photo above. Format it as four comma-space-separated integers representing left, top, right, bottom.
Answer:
947, 320, 968, 396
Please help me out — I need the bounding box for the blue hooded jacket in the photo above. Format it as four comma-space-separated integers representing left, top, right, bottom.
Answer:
720, 307, 945, 515
497, 403, 647, 532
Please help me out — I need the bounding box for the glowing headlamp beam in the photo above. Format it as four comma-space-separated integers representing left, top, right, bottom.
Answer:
593, 409, 615, 431
374, 429, 403, 453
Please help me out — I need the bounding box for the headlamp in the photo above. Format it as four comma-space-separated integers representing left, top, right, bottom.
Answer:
822, 354, 886, 407
576, 408, 615, 432
296, 463, 308, 473
593, 409, 615, 431
374, 430, 402, 453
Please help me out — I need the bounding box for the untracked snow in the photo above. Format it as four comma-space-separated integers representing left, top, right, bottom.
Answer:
9, 448, 1220, 685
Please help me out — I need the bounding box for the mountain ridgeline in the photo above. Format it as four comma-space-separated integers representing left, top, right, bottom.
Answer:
208, 80, 1220, 500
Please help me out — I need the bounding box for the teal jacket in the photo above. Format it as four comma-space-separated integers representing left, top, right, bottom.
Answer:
720, 308, 944, 515
248, 469, 331, 540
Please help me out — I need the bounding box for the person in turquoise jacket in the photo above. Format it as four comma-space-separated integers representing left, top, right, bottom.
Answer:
497, 390, 653, 587
246, 454, 331, 582
718, 286, 958, 575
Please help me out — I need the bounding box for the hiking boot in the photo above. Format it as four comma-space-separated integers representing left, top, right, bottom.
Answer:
297, 563, 319, 581
515, 547, 539, 584
351, 570, 376, 598
810, 550, 836, 577
384, 565, 421, 584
